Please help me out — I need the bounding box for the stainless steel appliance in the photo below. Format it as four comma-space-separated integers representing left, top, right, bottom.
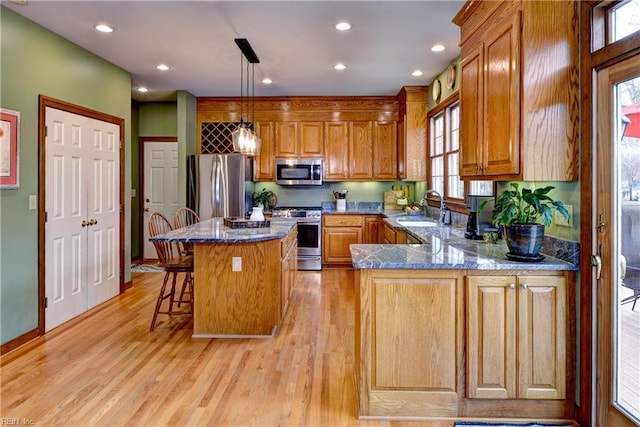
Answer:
186, 154, 252, 219
275, 158, 322, 186
465, 195, 496, 240
272, 207, 322, 270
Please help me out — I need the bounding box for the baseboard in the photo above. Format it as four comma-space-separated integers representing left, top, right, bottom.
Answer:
0, 328, 39, 357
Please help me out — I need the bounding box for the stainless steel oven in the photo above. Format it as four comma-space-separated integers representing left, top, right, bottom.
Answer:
272, 208, 322, 270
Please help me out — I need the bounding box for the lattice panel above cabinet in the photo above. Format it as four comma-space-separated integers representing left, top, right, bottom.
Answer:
200, 122, 253, 154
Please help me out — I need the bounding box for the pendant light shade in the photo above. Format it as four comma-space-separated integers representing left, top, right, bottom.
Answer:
232, 38, 261, 156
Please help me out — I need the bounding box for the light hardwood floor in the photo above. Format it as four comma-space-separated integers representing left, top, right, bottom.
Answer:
1, 270, 453, 427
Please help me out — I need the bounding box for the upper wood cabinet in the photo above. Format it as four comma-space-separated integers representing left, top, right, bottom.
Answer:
274, 122, 299, 157
275, 121, 324, 158
374, 122, 398, 180
397, 87, 427, 181
299, 122, 324, 157
454, 0, 579, 181
349, 121, 374, 179
254, 121, 275, 181
324, 121, 350, 180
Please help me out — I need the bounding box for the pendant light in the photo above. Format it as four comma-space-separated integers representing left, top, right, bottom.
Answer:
231, 38, 261, 156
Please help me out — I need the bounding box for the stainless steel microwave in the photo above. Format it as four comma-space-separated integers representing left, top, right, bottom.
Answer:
275, 158, 323, 186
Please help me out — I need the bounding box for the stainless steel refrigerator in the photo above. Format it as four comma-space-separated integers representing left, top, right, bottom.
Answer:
187, 154, 252, 219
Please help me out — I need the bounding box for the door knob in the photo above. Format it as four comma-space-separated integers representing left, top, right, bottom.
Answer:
91, 219, 98, 225
146, 198, 150, 203
81, 220, 88, 227
144, 208, 150, 212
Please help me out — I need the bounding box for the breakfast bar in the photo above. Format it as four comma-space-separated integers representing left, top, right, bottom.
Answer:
151, 217, 298, 338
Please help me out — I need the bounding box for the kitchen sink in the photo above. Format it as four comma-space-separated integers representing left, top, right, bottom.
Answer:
395, 217, 438, 227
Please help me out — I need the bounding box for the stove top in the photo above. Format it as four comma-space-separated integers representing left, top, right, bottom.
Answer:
272, 206, 322, 219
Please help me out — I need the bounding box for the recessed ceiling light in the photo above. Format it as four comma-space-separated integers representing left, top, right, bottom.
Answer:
137, 87, 148, 93
431, 44, 446, 52
95, 24, 114, 33
334, 63, 347, 71
156, 64, 169, 71
412, 70, 424, 77
335, 22, 351, 31
262, 78, 273, 85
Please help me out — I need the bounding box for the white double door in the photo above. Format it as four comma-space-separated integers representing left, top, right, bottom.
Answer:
45, 107, 120, 332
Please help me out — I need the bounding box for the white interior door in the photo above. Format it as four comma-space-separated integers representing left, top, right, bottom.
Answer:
142, 141, 179, 260
45, 107, 120, 331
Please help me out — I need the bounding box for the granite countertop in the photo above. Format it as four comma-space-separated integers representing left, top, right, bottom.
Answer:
149, 217, 298, 244
351, 212, 578, 271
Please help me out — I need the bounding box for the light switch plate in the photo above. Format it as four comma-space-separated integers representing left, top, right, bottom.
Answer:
131, 188, 136, 198
28, 195, 37, 210
554, 204, 572, 227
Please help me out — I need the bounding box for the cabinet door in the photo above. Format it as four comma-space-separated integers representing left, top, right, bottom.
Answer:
467, 276, 517, 399
349, 121, 374, 179
364, 216, 381, 243
324, 122, 349, 180
275, 122, 299, 158
517, 275, 566, 400
299, 122, 324, 157
373, 122, 397, 180
459, 45, 484, 177
322, 227, 362, 264
254, 121, 275, 181
482, 13, 521, 176
404, 102, 427, 181
397, 119, 406, 179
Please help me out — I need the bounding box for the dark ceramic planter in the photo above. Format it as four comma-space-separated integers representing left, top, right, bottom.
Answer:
504, 223, 545, 257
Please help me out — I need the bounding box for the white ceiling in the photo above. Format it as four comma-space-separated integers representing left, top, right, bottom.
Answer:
3, 0, 465, 101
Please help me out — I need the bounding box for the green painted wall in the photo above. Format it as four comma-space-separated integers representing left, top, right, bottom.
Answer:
0, 7, 132, 345
428, 58, 460, 111
177, 91, 197, 208
131, 102, 140, 259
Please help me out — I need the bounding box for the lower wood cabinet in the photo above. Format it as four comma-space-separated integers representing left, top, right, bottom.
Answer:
322, 215, 363, 265
466, 274, 567, 400
382, 221, 406, 244
280, 227, 298, 318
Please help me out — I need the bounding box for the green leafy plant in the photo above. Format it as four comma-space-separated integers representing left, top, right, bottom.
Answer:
488, 183, 569, 226
252, 188, 274, 208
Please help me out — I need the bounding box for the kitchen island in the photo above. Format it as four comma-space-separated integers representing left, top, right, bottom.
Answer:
151, 218, 298, 338
350, 217, 578, 422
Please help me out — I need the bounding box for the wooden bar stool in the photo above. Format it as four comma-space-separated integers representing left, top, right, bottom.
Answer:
173, 207, 200, 256
148, 212, 194, 331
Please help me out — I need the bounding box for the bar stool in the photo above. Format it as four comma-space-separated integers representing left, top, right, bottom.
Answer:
148, 212, 194, 331
173, 207, 200, 256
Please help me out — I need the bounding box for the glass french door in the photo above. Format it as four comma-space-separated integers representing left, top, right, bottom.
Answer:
595, 54, 640, 427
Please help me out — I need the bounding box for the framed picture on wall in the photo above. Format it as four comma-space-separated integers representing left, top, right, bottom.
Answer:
0, 108, 20, 189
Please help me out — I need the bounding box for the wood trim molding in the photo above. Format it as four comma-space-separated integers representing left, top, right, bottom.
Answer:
0, 328, 39, 356
37, 95, 126, 337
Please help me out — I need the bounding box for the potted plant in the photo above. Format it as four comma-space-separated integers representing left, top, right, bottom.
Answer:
488, 183, 569, 260
252, 188, 277, 210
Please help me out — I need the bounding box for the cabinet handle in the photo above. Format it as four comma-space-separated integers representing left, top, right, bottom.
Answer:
522, 283, 529, 289
509, 283, 515, 289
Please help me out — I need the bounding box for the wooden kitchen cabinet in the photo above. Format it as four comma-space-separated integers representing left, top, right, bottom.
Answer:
349, 121, 374, 179
397, 86, 427, 181
382, 221, 406, 244
254, 121, 275, 181
324, 122, 350, 180
299, 121, 324, 157
373, 122, 398, 180
322, 215, 363, 265
454, 0, 579, 181
275, 121, 324, 158
466, 274, 566, 400
274, 122, 299, 158
280, 227, 298, 318
363, 215, 382, 243
356, 269, 462, 417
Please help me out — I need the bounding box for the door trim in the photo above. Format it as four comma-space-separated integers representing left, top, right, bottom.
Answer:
37, 95, 125, 336
137, 136, 178, 263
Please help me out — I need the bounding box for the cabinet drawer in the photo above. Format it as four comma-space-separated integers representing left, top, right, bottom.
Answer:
383, 223, 396, 244
323, 215, 363, 227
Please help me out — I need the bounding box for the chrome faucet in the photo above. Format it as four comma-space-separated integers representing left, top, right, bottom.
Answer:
419, 189, 445, 224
